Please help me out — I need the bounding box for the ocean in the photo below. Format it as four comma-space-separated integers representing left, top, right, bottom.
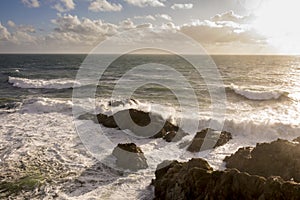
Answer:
1, 54, 300, 199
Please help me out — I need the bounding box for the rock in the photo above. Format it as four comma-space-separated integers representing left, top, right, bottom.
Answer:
224, 139, 300, 182
96, 109, 188, 141
153, 158, 300, 200
112, 143, 148, 171
293, 136, 300, 143
77, 113, 98, 123
96, 113, 118, 128
187, 128, 232, 152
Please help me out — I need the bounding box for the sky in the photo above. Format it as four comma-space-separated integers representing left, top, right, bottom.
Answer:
0, 0, 300, 54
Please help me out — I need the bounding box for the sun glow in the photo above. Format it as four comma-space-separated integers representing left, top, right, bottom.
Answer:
253, 0, 300, 54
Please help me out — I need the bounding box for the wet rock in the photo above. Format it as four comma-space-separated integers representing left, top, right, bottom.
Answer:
224, 138, 300, 182
292, 136, 300, 143
96, 113, 118, 128
77, 113, 98, 123
187, 128, 232, 152
112, 143, 148, 171
96, 109, 188, 141
153, 158, 300, 200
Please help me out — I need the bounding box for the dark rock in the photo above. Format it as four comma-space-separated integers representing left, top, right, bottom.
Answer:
187, 128, 232, 152
293, 136, 300, 143
224, 138, 300, 182
96, 113, 118, 128
112, 143, 148, 171
108, 99, 138, 107
96, 109, 188, 141
153, 158, 300, 200
77, 113, 98, 123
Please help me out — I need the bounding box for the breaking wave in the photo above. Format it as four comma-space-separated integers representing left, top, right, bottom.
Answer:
228, 83, 288, 100
8, 76, 81, 89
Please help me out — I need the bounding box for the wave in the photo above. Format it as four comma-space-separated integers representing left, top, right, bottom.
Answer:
8, 76, 81, 89
228, 83, 287, 100
20, 97, 73, 114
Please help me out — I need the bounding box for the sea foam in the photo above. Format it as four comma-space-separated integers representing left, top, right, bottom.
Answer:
8, 76, 81, 89
229, 83, 286, 100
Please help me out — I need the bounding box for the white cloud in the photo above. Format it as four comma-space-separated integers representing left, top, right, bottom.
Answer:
0, 21, 37, 45
0, 23, 11, 41
53, 0, 75, 12
134, 15, 156, 21
89, 0, 122, 12
211, 10, 254, 23
119, 19, 136, 30
180, 12, 264, 45
136, 23, 153, 28
50, 14, 118, 45
7, 20, 16, 28
155, 14, 172, 21
0, 11, 270, 54
21, 0, 40, 8
124, 0, 165, 7
171, 3, 193, 10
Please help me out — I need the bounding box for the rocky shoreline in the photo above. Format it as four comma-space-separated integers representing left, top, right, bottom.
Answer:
2, 107, 300, 199
152, 137, 300, 200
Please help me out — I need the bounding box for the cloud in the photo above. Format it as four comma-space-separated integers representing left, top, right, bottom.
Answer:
89, 0, 122, 12
0, 23, 11, 41
171, 3, 193, 10
53, 0, 75, 12
119, 19, 136, 30
155, 14, 172, 21
211, 10, 254, 23
7, 20, 16, 28
21, 0, 40, 8
0, 21, 37, 44
0, 11, 269, 54
124, 0, 165, 7
50, 14, 118, 45
134, 15, 156, 21
179, 11, 265, 46
136, 23, 153, 28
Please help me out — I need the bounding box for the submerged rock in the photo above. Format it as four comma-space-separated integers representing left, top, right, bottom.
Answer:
152, 158, 300, 200
224, 138, 300, 182
187, 128, 232, 152
96, 109, 188, 141
112, 143, 148, 171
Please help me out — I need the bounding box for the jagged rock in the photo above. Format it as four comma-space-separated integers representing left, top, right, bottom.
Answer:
152, 158, 300, 200
96, 109, 188, 141
97, 113, 118, 128
187, 128, 232, 152
224, 138, 300, 182
293, 136, 300, 143
112, 143, 148, 171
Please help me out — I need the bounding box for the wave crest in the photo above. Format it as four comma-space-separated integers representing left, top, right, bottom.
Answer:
229, 83, 287, 100
8, 76, 81, 89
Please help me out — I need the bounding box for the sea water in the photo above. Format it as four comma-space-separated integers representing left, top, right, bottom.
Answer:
1, 54, 300, 199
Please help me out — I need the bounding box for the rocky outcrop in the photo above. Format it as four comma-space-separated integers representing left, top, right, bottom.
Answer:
152, 158, 300, 200
187, 128, 232, 152
96, 113, 118, 128
224, 138, 300, 182
112, 143, 148, 171
96, 109, 188, 141
293, 136, 300, 143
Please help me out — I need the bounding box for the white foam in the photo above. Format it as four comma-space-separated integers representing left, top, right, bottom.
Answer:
230, 83, 285, 100
2, 97, 300, 199
20, 97, 73, 114
8, 76, 81, 89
